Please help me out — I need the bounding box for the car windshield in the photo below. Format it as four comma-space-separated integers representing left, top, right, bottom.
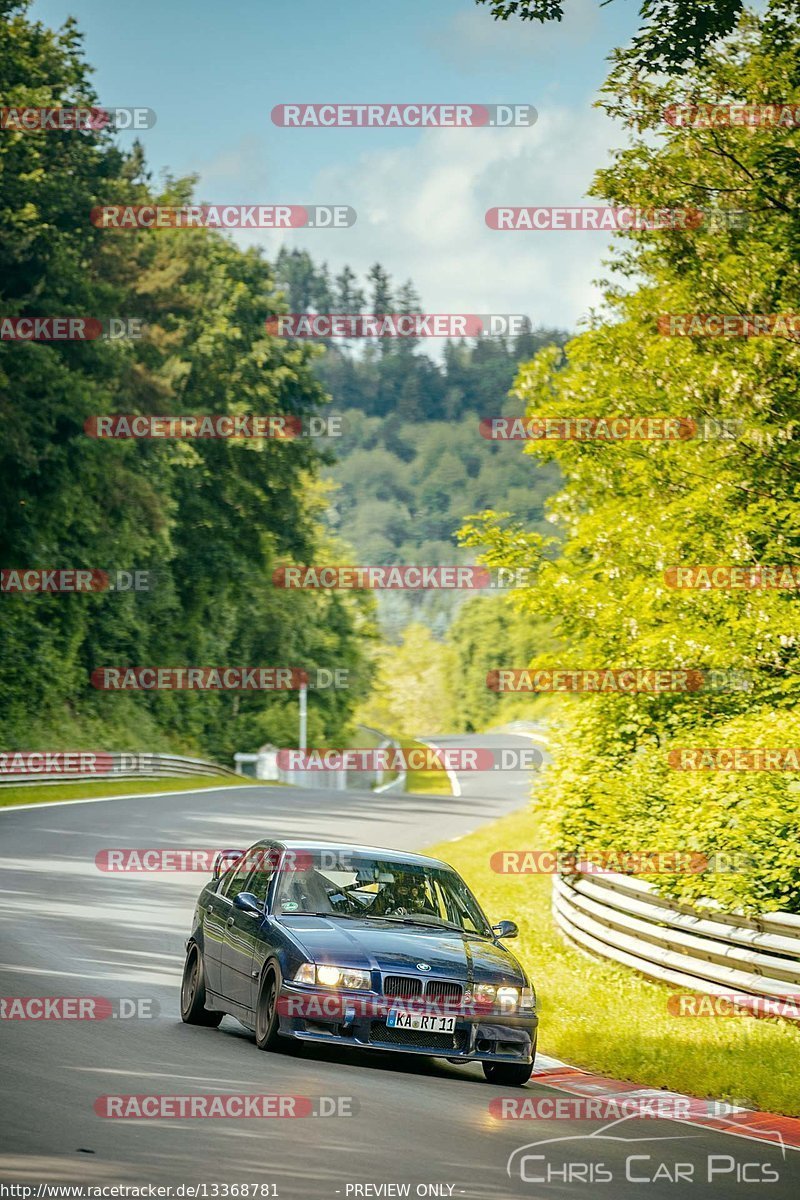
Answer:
274, 850, 492, 936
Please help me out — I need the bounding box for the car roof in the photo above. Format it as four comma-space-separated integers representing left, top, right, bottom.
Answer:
256, 839, 451, 870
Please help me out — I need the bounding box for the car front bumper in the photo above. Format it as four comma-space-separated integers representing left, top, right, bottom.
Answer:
277, 984, 539, 1063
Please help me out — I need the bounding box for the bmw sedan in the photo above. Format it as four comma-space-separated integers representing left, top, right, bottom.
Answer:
181, 840, 538, 1085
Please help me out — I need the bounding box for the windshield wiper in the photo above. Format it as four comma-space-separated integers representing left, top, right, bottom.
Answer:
308, 910, 361, 919
400, 916, 467, 932
363, 915, 467, 932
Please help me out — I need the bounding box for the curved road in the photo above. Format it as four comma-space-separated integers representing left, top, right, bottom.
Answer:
0, 733, 796, 1197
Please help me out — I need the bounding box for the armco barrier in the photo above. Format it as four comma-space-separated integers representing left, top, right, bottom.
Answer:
0, 752, 239, 786
552, 870, 800, 1019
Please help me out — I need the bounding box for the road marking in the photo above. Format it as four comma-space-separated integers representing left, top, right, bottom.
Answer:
416, 739, 461, 796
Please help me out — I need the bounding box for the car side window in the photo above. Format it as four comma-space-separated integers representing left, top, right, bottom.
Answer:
221, 855, 253, 901
247, 847, 276, 906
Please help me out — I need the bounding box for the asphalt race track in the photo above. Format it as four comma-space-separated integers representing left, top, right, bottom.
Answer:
0, 733, 797, 1197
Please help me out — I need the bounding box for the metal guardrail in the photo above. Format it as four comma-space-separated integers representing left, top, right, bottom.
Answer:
0, 751, 239, 786
553, 870, 800, 1020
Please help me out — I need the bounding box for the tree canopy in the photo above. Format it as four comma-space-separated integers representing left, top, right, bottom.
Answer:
462, 0, 800, 911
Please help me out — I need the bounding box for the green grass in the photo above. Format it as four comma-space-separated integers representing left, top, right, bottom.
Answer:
0, 774, 257, 808
428, 806, 800, 1116
399, 737, 453, 796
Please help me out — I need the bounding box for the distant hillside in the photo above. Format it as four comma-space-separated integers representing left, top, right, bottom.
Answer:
272, 251, 568, 638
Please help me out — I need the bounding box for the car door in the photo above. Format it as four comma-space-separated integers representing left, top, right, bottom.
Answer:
205, 854, 253, 998
220, 845, 277, 1009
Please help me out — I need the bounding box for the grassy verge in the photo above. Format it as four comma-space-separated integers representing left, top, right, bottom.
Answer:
428, 806, 800, 1116
399, 737, 452, 796
0, 775, 257, 809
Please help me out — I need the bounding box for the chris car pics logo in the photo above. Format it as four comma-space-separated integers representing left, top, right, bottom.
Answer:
507, 1118, 784, 1186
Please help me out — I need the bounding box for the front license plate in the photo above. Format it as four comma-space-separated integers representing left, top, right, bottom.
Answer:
387, 1009, 456, 1033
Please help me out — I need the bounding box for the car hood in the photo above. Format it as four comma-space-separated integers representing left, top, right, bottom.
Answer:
279, 916, 526, 985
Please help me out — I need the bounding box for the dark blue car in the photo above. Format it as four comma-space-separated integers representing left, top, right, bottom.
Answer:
181, 840, 538, 1086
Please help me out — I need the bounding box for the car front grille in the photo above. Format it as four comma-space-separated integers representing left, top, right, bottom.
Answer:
383, 975, 423, 999
382, 975, 463, 1002
426, 979, 463, 1003
369, 1021, 467, 1052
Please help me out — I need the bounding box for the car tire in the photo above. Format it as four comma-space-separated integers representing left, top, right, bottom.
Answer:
482, 1035, 536, 1087
180, 945, 223, 1027
482, 1060, 534, 1086
255, 966, 284, 1051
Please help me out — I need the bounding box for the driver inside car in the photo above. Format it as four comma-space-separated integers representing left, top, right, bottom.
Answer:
281, 867, 336, 913
371, 869, 437, 916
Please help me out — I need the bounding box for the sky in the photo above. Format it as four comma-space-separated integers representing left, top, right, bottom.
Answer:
32, 0, 642, 334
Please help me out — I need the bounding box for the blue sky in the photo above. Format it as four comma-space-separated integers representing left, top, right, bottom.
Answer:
32, 0, 641, 331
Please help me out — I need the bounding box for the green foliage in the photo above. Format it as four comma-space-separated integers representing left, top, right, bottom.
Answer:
446, 594, 557, 732
475, 0, 746, 74
357, 623, 457, 737
327, 415, 560, 639
0, 2, 373, 759
461, 4, 800, 912
273, 250, 566, 422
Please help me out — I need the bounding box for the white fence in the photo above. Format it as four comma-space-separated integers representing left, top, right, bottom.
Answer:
553, 870, 800, 1020
234, 728, 406, 793
0, 751, 239, 787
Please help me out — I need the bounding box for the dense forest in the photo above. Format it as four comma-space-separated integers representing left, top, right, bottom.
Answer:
272, 250, 565, 638
0, 7, 565, 757
0, 7, 378, 759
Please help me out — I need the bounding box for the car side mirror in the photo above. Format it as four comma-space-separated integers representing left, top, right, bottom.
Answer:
492, 920, 518, 939
233, 892, 262, 917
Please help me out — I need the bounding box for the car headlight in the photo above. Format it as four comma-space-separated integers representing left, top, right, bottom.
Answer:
520, 985, 536, 1011
496, 986, 520, 1010
473, 983, 497, 1004
303, 964, 371, 990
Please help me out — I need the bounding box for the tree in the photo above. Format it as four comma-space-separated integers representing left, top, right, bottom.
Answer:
0, 0, 374, 758
475, 0, 747, 73
461, 2, 800, 911
357, 623, 456, 736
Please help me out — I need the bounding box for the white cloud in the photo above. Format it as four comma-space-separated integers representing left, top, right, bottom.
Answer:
199, 104, 626, 336
288, 106, 622, 332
